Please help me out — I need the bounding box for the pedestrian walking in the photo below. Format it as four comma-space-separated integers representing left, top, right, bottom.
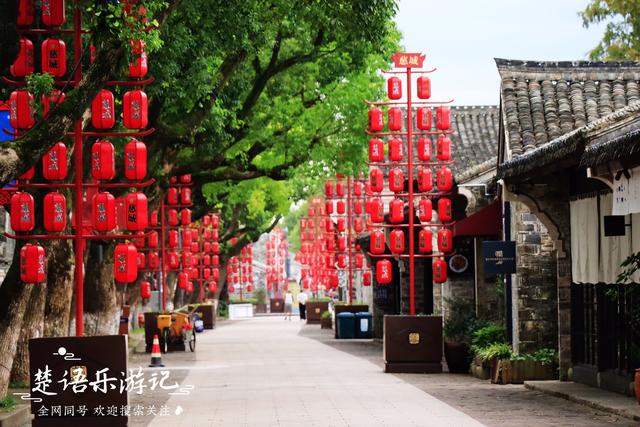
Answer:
284, 290, 293, 320
298, 290, 308, 320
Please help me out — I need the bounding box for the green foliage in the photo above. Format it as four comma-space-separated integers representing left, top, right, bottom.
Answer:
581, 0, 640, 60
8, 381, 28, 389
475, 343, 512, 362
0, 395, 16, 410
25, 73, 55, 116
321, 310, 332, 319
252, 287, 267, 305
443, 297, 476, 342
510, 348, 559, 365
471, 323, 507, 353
229, 297, 257, 305
217, 300, 228, 319
309, 297, 331, 302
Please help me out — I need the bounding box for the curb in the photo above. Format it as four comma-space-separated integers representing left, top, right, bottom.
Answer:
524, 382, 640, 422
0, 404, 31, 427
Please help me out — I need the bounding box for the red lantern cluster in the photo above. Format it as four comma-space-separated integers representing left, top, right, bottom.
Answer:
265, 228, 286, 296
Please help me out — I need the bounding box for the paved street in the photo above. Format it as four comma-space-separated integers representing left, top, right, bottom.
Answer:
128, 317, 636, 427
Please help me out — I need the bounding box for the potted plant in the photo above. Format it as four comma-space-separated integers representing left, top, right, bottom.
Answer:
320, 310, 333, 329
443, 297, 476, 374
253, 288, 267, 314
474, 342, 512, 383
469, 323, 506, 380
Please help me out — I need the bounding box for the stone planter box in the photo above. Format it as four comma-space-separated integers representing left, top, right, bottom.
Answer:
228, 303, 253, 320
321, 317, 333, 329
189, 304, 216, 329
270, 298, 284, 313
493, 359, 557, 384
254, 303, 267, 314
306, 301, 329, 324
383, 315, 443, 373
334, 304, 369, 338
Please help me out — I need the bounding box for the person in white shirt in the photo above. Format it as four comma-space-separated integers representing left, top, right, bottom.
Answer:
284, 291, 293, 321
298, 290, 308, 320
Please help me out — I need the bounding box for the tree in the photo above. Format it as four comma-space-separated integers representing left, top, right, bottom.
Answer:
582, 0, 640, 60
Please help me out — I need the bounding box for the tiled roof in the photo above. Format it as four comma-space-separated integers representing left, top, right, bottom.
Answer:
450, 106, 499, 178
496, 59, 640, 156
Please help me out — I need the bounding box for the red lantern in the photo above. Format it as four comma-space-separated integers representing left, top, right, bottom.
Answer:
41, 38, 66, 77
436, 136, 452, 161
437, 229, 453, 253
390, 229, 405, 254
353, 181, 363, 196
387, 107, 402, 131
326, 238, 335, 252
418, 197, 433, 222
417, 168, 432, 192
416, 107, 432, 130
211, 229, 219, 241
124, 192, 148, 231
42, 142, 67, 180
181, 229, 192, 247
436, 167, 453, 192
180, 208, 192, 225
190, 242, 198, 253
368, 108, 383, 132
42, 0, 65, 26
129, 40, 148, 78
92, 192, 116, 231
168, 251, 180, 269
150, 210, 158, 226
387, 76, 402, 99
336, 253, 346, 269
19, 167, 35, 181
123, 90, 148, 129
180, 174, 192, 183
137, 252, 146, 268
211, 242, 219, 254
203, 215, 211, 226
336, 200, 345, 215
10, 38, 34, 77
180, 188, 191, 205
371, 230, 385, 254
419, 229, 432, 253
376, 259, 392, 285
140, 281, 151, 299
417, 76, 431, 99
178, 272, 189, 290
10, 192, 35, 232
148, 252, 160, 269
42, 90, 65, 117
438, 198, 452, 222
167, 188, 178, 205
388, 168, 404, 192
324, 180, 333, 197
389, 199, 404, 224
353, 217, 364, 232
91, 89, 115, 129
124, 139, 147, 180
369, 169, 384, 193
436, 106, 451, 131
388, 138, 403, 161
363, 271, 372, 286
369, 198, 384, 223
147, 230, 159, 247
203, 268, 211, 279
204, 242, 211, 253
167, 209, 178, 225
336, 218, 345, 232
91, 141, 116, 180
191, 229, 198, 240
354, 253, 364, 269
367, 138, 385, 164
212, 256, 220, 267
182, 252, 192, 268
17, 0, 35, 26
353, 199, 363, 215
168, 230, 178, 247
203, 254, 211, 266
211, 214, 219, 228
336, 181, 345, 197
433, 259, 447, 283
114, 244, 138, 283
10, 90, 34, 129
132, 233, 145, 248
20, 244, 45, 283
43, 192, 66, 232
337, 236, 346, 251
324, 201, 333, 215
208, 281, 218, 293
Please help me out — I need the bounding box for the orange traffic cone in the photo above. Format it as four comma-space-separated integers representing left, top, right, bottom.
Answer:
149, 334, 164, 367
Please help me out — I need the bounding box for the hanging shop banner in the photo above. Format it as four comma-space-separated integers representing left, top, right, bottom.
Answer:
483, 241, 516, 274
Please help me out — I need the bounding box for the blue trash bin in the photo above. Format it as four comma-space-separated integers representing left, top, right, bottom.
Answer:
337, 312, 356, 339
355, 312, 373, 338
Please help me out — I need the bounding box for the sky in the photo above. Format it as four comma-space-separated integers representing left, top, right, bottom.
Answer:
395, 0, 608, 106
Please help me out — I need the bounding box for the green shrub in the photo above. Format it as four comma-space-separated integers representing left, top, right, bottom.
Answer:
321, 310, 332, 319
309, 297, 330, 302
443, 297, 476, 342
229, 297, 257, 305
510, 348, 558, 365
0, 395, 16, 410
476, 342, 512, 361
217, 300, 228, 319
471, 324, 506, 353
252, 288, 267, 305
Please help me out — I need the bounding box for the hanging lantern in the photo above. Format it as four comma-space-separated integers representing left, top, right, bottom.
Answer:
337, 254, 347, 269
367, 138, 386, 164
180, 208, 192, 226
203, 268, 211, 279
438, 198, 452, 222
10, 192, 35, 232
167, 230, 178, 247
129, 40, 148, 78
182, 252, 192, 268
336, 200, 345, 215
368, 108, 383, 132
326, 238, 335, 252
337, 218, 346, 232
10, 38, 34, 77
42, 142, 68, 180
307, 207, 315, 217
363, 271, 372, 286
371, 230, 385, 254
324, 201, 333, 215
324, 254, 334, 268
204, 242, 211, 253
353, 181, 363, 196
436, 106, 451, 131
167, 209, 178, 225
180, 174, 192, 183
337, 236, 346, 251
353, 199, 363, 215
437, 229, 453, 253
123, 90, 149, 129
390, 229, 405, 254
436, 167, 453, 192
388, 168, 404, 193
211, 214, 219, 228
147, 230, 159, 247
336, 180, 345, 197
211, 229, 219, 241
415, 137, 431, 161
353, 217, 364, 232
416, 107, 432, 130
140, 281, 151, 299
92, 192, 116, 231
91, 89, 115, 129
388, 138, 403, 161
190, 242, 198, 253
211, 242, 219, 254
17, 0, 35, 26
376, 260, 392, 285
436, 136, 452, 161
204, 229, 211, 241
137, 252, 146, 269
135, 236, 146, 250
20, 244, 45, 283
91, 141, 116, 180
191, 229, 198, 241
417, 168, 433, 192
418, 197, 433, 222
10, 90, 34, 129
149, 210, 158, 227
369, 198, 384, 223
167, 188, 178, 205
387, 76, 402, 99
114, 244, 138, 283
125, 192, 148, 231
19, 167, 35, 181
212, 267, 220, 279
42, 90, 65, 117
148, 252, 160, 269
180, 188, 191, 205
417, 76, 431, 99
228, 284, 235, 293
124, 139, 147, 180
181, 229, 192, 247
354, 253, 364, 269
387, 107, 402, 131
389, 199, 404, 224
178, 272, 189, 290
203, 254, 211, 266
324, 180, 333, 197
419, 229, 432, 253
43, 192, 66, 232
168, 251, 180, 269
41, 38, 66, 77
208, 281, 218, 293
41, 0, 65, 26
433, 259, 447, 283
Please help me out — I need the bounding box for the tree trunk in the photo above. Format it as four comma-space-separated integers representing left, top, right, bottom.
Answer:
10, 283, 46, 386
43, 239, 75, 337
83, 242, 119, 336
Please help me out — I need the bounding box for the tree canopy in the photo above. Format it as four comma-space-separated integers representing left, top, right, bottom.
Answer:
582, 0, 640, 60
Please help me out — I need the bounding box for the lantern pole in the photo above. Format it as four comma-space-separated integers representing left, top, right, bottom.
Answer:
406, 66, 416, 316
346, 177, 353, 304
160, 199, 166, 310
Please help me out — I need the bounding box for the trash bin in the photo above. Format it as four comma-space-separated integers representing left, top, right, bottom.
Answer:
193, 315, 205, 333
337, 312, 356, 339
355, 312, 373, 338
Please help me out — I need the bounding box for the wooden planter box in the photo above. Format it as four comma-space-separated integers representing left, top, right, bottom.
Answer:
306, 301, 329, 324
470, 356, 491, 380
254, 303, 267, 314
270, 298, 284, 313
188, 304, 216, 329
321, 317, 333, 329
383, 315, 443, 373
334, 304, 369, 338
493, 359, 557, 384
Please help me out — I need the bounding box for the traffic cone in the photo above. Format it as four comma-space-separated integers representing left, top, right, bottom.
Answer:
148, 334, 164, 367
